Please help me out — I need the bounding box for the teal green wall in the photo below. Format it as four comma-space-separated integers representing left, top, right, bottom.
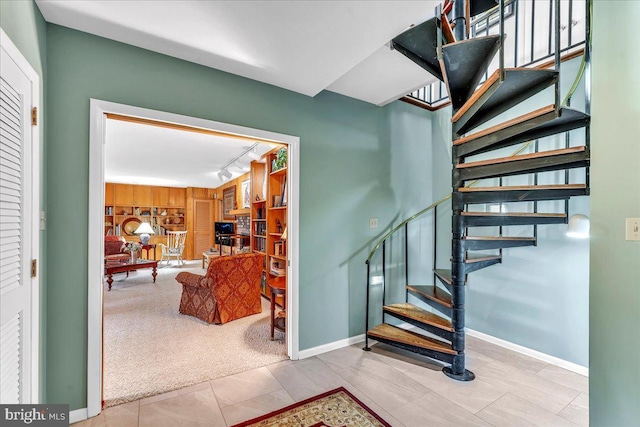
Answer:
0, 0, 48, 403
45, 24, 396, 409
590, 1, 640, 425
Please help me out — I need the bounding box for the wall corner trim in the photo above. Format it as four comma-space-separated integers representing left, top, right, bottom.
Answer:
298, 334, 366, 359
69, 408, 88, 424
466, 328, 589, 377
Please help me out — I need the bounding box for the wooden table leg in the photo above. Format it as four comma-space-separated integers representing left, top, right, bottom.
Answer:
152, 266, 157, 283
270, 289, 276, 340
107, 274, 113, 291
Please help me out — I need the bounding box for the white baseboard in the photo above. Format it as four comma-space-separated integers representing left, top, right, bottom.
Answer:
69, 408, 88, 424
466, 328, 589, 377
298, 334, 365, 359
295, 327, 588, 377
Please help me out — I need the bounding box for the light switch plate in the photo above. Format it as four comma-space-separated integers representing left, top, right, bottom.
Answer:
625, 218, 640, 241
369, 217, 378, 229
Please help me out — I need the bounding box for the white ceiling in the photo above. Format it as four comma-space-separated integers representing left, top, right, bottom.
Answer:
105, 118, 276, 188
35, 0, 440, 105
38, 1, 442, 188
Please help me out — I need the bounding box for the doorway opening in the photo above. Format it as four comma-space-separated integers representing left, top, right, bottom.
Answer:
88, 100, 299, 416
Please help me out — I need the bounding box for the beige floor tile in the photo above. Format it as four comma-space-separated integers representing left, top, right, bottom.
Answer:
336, 384, 407, 427
466, 336, 549, 375
102, 401, 139, 427
316, 343, 379, 369
138, 387, 225, 427
475, 361, 580, 414
210, 366, 282, 407
139, 381, 212, 406
267, 357, 347, 401
333, 364, 430, 413
72, 414, 105, 426
559, 393, 589, 426
221, 389, 294, 426
368, 343, 444, 373
477, 393, 578, 427
536, 364, 589, 395
407, 364, 507, 414
391, 393, 492, 427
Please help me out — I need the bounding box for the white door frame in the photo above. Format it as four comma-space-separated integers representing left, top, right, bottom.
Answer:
0, 28, 41, 403
87, 99, 300, 417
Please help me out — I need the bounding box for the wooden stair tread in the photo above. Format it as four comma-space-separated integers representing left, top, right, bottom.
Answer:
452, 68, 501, 123
454, 104, 556, 145
391, 17, 443, 81
459, 184, 587, 192
434, 269, 452, 285
407, 285, 453, 308
367, 323, 456, 355
385, 303, 454, 331
462, 212, 567, 218
453, 107, 590, 158
465, 255, 501, 263
457, 146, 586, 169
441, 36, 501, 110
453, 68, 558, 135
464, 236, 536, 241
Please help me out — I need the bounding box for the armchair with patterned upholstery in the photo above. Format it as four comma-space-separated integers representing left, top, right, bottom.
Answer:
104, 235, 129, 262
175, 253, 263, 324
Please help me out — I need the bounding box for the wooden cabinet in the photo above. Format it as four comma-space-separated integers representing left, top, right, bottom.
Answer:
105, 182, 115, 205
105, 183, 186, 238
133, 185, 153, 206
169, 187, 186, 207
153, 186, 170, 207
114, 183, 133, 205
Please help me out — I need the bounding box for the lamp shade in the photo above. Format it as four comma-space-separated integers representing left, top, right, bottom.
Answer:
566, 214, 590, 239
134, 222, 155, 244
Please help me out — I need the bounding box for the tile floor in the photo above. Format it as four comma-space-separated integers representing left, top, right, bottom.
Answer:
74, 336, 588, 426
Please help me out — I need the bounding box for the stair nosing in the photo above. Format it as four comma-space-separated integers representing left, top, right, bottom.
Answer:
384, 303, 454, 332
406, 285, 453, 308
464, 236, 536, 241
454, 104, 556, 145
461, 212, 567, 218
456, 146, 586, 169
459, 184, 587, 193
367, 323, 456, 355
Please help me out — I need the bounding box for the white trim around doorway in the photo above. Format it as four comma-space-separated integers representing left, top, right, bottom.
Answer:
87, 99, 300, 418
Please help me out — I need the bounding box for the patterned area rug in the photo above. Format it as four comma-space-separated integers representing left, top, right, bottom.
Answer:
231, 387, 391, 427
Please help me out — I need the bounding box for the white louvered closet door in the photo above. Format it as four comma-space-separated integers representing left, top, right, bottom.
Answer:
0, 45, 34, 404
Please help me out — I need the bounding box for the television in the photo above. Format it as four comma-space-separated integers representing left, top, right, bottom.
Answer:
215, 222, 235, 244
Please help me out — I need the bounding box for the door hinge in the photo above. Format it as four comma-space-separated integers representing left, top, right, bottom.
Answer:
31, 259, 37, 278
31, 107, 38, 126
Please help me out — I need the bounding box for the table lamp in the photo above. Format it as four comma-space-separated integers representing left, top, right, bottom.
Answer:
134, 222, 155, 244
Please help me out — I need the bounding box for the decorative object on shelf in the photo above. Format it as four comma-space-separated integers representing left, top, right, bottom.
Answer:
281, 177, 287, 206
160, 210, 167, 216
125, 241, 142, 263
273, 195, 282, 207
223, 186, 236, 220
134, 207, 140, 216
272, 147, 287, 172
122, 217, 142, 236
242, 179, 251, 208
276, 219, 283, 233
134, 222, 155, 244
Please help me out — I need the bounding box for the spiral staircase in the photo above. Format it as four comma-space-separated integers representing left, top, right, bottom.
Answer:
364, 0, 590, 380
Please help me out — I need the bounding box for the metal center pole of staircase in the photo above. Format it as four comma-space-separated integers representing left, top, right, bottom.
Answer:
453, 0, 467, 41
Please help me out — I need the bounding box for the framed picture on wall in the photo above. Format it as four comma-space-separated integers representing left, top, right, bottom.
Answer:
242, 179, 251, 208
223, 186, 236, 220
